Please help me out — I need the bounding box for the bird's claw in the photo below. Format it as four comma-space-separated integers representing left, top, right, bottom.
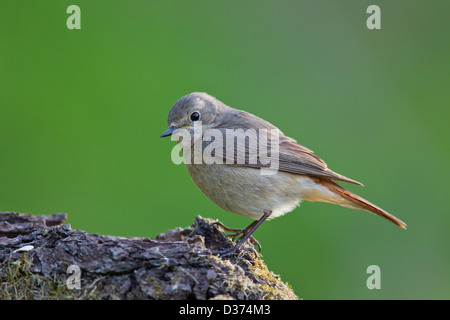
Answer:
212, 221, 262, 253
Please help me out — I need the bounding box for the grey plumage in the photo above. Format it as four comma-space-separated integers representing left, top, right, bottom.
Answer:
161, 92, 407, 242
166, 92, 361, 185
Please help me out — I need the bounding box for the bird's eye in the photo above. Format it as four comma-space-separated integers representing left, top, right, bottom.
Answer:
190, 111, 201, 122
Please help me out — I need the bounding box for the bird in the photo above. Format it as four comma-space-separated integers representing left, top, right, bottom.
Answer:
160, 92, 406, 256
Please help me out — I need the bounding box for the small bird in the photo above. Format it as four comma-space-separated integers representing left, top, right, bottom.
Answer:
161, 92, 406, 256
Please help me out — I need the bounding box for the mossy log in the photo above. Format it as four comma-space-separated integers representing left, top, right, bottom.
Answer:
0, 212, 298, 300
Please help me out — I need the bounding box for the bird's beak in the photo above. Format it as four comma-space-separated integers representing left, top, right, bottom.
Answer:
160, 126, 177, 138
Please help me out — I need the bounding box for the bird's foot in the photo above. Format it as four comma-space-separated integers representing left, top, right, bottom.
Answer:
211, 211, 271, 258
210, 244, 257, 258
212, 221, 262, 252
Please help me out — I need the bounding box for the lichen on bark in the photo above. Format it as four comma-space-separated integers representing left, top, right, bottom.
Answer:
0, 212, 298, 300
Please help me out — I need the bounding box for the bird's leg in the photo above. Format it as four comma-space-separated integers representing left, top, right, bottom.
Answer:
213, 220, 262, 251
212, 211, 272, 257
213, 220, 257, 241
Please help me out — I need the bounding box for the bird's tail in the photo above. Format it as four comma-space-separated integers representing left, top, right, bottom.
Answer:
312, 178, 407, 229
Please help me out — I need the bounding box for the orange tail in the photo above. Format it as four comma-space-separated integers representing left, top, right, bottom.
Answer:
314, 178, 407, 229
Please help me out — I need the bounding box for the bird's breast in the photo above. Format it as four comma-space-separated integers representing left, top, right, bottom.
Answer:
185, 163, 327, 220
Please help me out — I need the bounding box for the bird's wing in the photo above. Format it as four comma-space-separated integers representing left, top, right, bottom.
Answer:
274, 135, 363, 185
204, 124, 362, 185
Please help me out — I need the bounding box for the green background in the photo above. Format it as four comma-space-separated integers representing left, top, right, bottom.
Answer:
1, 1, 449, 299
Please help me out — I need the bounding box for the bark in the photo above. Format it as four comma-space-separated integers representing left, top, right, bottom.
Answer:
0, 212, 298, 300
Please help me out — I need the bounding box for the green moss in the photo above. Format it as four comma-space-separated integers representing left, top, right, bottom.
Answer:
248, 255, 298, 300
209, 251, 298, 300
143, 278, 163, 299
0, 253, 101, 300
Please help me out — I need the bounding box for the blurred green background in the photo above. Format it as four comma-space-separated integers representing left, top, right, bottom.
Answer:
1, 0, 449, 299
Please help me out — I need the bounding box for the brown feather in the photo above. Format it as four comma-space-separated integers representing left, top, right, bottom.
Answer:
277, 136, 363, 185
213, 111, 363, 185
312, 178, 407, 229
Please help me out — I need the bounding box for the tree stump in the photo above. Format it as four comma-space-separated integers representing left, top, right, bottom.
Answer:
0, 212, 298, 300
